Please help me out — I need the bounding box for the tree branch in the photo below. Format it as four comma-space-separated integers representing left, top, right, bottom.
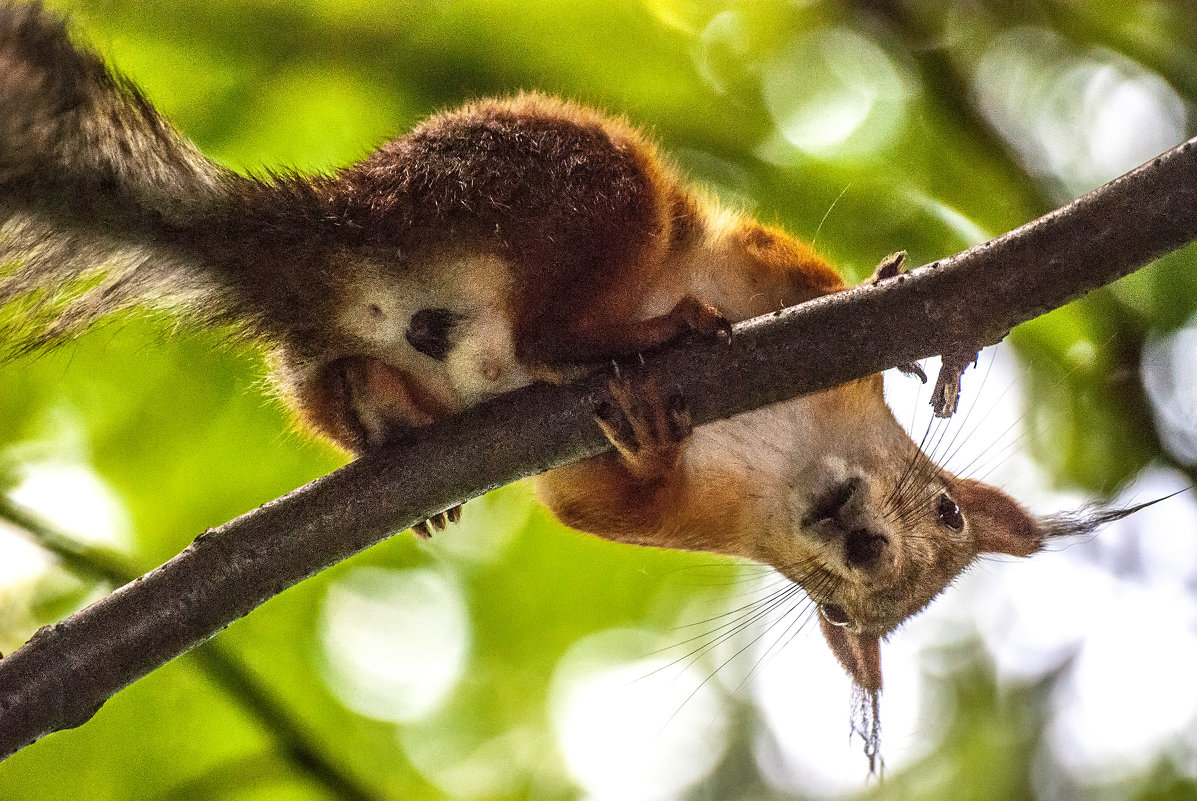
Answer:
1, 134, 1196, 759
0, 499, 387, 801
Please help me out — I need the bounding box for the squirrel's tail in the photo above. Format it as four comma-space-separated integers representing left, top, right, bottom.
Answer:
0, 2, 259, 350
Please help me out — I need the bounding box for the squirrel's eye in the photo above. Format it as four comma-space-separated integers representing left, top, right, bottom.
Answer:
937, 494, 964, 530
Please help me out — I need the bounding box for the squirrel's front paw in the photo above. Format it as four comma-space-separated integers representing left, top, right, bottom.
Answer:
594, 374, 691, 484
671, 294, 733, 342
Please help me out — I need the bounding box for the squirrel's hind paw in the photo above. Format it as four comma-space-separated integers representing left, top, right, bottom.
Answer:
594, 374, 691, 484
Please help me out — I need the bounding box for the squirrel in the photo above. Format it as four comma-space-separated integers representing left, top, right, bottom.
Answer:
0, 2, 1139, 751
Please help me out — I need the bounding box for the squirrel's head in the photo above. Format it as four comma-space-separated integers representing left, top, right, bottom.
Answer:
762, 374, 1145, 694
780, 468, 1041, 693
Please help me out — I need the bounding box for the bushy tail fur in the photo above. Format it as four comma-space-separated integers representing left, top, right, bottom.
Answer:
0, 2, 252, 349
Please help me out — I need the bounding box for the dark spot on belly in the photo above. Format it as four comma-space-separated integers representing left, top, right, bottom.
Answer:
406, 307, 463, 361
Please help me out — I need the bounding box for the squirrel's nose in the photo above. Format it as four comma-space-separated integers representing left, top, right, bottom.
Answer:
844, 527, 889, 568
806, 478, 890, 568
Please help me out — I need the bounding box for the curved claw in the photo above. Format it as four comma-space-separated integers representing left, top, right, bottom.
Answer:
897, 362, 928, 383
410, 504, 463, 539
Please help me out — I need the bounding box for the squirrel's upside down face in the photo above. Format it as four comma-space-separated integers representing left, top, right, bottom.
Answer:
747, 376, 1047, 692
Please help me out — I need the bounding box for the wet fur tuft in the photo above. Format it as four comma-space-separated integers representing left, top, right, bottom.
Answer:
851, 685, 883, 777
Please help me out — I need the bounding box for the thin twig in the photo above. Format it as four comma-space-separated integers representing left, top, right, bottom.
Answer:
0, 133, 1195, 758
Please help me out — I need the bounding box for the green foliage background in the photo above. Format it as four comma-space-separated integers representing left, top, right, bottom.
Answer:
1, 0, 1196, 799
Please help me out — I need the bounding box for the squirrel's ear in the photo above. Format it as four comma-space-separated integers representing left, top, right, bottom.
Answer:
819, 613, 882, 692
954, 478, 1042, 557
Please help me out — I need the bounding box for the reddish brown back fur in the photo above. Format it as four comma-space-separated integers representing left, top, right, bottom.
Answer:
324, 95, 675, 368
